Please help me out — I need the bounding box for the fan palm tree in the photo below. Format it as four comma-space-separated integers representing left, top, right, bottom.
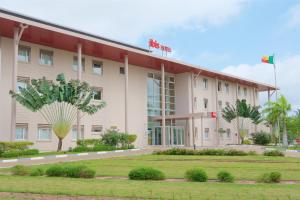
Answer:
263, 95, 291, 146
10, 73, 106, 151
222, 99, 263, 143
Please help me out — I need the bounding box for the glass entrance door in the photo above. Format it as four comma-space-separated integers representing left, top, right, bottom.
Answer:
152, 126, 184, 146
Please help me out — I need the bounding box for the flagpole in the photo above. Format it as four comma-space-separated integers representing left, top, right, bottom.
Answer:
273, 53, 280, 145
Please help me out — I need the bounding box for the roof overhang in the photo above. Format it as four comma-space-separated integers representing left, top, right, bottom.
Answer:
0, 8, 277, 92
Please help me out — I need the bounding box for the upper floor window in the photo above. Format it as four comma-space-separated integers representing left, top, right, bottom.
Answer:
91, 125, 103, 135
18, 45, 30, 63
17, 76, 30, 92
92, 60, 103, 75
40, 49, 53, 66
204, 98, 208, 109
92, 87, 102, 101
16, 123, 28, 140
203, 78, 208, 89
226, 128, 231, 139
72, 56, 85, 72
218, 81, 222, 92
193, 97, 197, 109
218, 100, 222, 110
238, 86, 241, 95
225, 102, 230, 108
225, 83, 229, 94
37, 124, 52, 141
204, 128, 209, 139
244, 88, 247, 97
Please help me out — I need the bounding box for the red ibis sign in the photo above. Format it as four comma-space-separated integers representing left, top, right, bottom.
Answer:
211, 112, 217, 118
149, 39, 172, 53
296, 138, 300, 143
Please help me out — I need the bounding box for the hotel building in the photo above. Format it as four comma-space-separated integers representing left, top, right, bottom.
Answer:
0, 9, 276, 151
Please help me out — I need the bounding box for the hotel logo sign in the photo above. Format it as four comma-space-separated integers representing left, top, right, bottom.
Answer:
148, 39, 172, 56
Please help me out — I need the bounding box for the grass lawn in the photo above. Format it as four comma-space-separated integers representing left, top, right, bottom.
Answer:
0, 175, 300, 200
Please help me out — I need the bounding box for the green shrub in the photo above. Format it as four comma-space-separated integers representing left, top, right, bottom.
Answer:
79, 168, 96, 178
242, 139, 252, 145
217, 171, 234, 182
248, 151, 257, 155
11, 165, 29, 176
30, 168, 44, 176
257, 172, 281, 183
225, 149, 247, 156
252, 132, 271, 145
46, 165, 65, 177
101, 127, 121, 146
71, 145, 91, 152
154, 148, 249, 156
1, 149, 39, 158
0, 141, 33, 152
128, 167, 165, 180
76, 139, 102, 147
185, 168, 208, 182
92, 144, 116, 151
264, 150, 284, 157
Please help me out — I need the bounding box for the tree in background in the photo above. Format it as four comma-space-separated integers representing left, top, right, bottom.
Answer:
263, 95, 291, 146
222, 99, 263, 144
10, 74, 105, 151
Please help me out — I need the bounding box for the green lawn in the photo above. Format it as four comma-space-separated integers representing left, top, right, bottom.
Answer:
20, 154, 300, 180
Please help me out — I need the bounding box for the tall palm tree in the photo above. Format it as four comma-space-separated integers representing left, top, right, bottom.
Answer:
263, 95, 291, 146
222, 99, 263, 143
10, 73, 106, 151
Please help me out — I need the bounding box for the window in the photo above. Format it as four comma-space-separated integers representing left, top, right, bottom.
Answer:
204, 98, 208, 109
194, 127, 198, 139
18, 46, 30, 63
72, 125, 84, 141
204, 128, 209, 139
218, 100, 222, 110
226, 128, 231, 139
225, 102, 230, 107
37, 125, 52, 141
244, 88, 247, 97
194, 97, 197, 109
16, 124, 28, 140
238, 86, 241, 95
218, 81, 222, 92
72, 56, 85, 71
92, 60, 103, 75
203, 78, 208, 89
40, 49, 53, 66
225, 83, 229, 94
120, 67, 125, 74
17, 76, 29, 92
92, 87, 102, 100
91, 125, 103, 134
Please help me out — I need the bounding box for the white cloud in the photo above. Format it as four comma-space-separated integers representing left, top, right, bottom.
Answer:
285, 2, 300, 28
222, 55, 300, 110
0, 0, 246, 43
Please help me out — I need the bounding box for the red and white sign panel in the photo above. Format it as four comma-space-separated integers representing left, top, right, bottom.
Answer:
149, 39, 172, 53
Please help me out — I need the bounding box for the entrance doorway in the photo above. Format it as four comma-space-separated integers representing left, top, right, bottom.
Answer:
150, 126, 185, 146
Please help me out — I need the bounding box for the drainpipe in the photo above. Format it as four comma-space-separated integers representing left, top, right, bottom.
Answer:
10, 24, 28, 141
161, 63, 166, 147
76, 43, 82, 140
125, 55, 129, 133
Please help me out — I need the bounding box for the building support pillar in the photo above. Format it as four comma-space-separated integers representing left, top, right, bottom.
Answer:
161, 63, 166, 147
10, 24, 28, 141
236, 83, 240, 144
190, 73, 196, 149
124, 55, 129, 133
76, 43, 82, 140
215, 78, 220, 146
0, 36, 2, 79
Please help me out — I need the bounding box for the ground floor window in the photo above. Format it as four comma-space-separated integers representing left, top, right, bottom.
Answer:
37, 124, 52, 141
226, 128, 231, 139
16, 124, 28, 140
204, 128, 209, 139
72, 125, 84, 141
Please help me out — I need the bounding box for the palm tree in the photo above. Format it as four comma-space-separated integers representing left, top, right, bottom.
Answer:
222, 99, 262, 143
263, 95, 291, 146
10, 73, 106, 151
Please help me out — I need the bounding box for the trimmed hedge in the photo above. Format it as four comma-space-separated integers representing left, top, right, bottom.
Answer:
46, 165, 65, 177
128, 167, 165, 180
30, 168, 44, 176
71, 144, 133, 153
263, 150, 284, 157
185, 168, 208, 182
154, 148, 250, 156
1, 149, 39, 158
46, 165, 95, 178
11, 165, 29, 176
217, 171, 234, 182
0, 141, 33, 152
257, 172, 281, 183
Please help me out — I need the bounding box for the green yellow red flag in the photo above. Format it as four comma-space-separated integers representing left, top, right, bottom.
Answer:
261, 55, 274, 64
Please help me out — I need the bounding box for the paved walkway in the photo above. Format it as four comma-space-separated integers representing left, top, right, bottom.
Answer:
0, 148, 153, 168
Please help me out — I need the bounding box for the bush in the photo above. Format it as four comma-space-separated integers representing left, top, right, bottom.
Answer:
263, 150, 284, 157
242, 139, 252, 145
11, 165, 29, 176
76, 139, 102, 147
217, 171, 234, 182
0, 141, 33, 152
257, 172, 281, 183
252, 132, 271, 145
1, 149, 39, 158
64, 165, 87, 178
46, 165, 65, 177
128, 167, 165, 180
101, 127, 121, 146
30, 168, 44, 176
185, 168, 208, 182
154, 148, 249, 156
79, 168, 96, 178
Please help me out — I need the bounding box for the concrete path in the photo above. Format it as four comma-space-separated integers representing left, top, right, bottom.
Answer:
0, 148, 153, 168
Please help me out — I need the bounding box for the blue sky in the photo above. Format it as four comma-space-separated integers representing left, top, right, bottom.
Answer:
0, 0, 299, 108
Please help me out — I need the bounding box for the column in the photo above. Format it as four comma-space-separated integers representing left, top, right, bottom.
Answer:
236, 83, 240, 144
0, 36, 2, 79
76, 43, 82, 140
124, 55, 129, 133
161, 63, 166, 147
215, 78, 219, 146
190, 73, 195, 148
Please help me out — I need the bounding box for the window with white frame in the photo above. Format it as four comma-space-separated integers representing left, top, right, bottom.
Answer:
120, 67, 125, 74
225, 83, 229, 94
218, 81, 222, 92
92, 60, 103, 75
92, 87, 102, 100
194, 127, 198, 139
72, 125, 84, 141
17, 76, 30, 92
244, 87, 247, 97
16, 124, 28, 140
204, 98, 208, 109
225, 102, 230, 108
91, 125, 103, 135
204, 128, 209, 139
218, 100, 222, 110
18, 45, 30, 63
203, 78, 208, 89
37, 124, 52, 141
40, 49, 53, 66
238, 86, 241, 95
194, 97, 197, 109
226, 128, 231, 139
72, 56, 85, 71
